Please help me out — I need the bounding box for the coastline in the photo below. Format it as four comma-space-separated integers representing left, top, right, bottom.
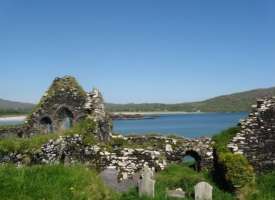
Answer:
0, 111, 245, 121
0, 115, 27, 121
112, 111, 204, 115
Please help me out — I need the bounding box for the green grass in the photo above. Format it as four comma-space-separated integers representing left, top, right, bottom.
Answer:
0, 164, 117, 200
120, 164, 235, 200
0, 134, 59, 154
212, 127, 240, 153
244, 171, 275, 200
0, 118, 98, 155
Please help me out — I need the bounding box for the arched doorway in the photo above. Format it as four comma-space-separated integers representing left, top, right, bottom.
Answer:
56, 107, 74, 130
40, 116, 53, 134
182, 150, 201, 171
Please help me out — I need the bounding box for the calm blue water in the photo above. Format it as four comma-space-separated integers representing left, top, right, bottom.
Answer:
0, 112, 248, 138
113, 112, 248, 138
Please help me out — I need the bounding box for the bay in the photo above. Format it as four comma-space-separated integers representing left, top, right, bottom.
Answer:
0, 112, 248, 138
113, 112, 248, 138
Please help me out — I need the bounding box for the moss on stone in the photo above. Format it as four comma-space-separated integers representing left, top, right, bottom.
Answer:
30, 76, 86, 115
212, 127, 255, 192
212, 127, 240, 153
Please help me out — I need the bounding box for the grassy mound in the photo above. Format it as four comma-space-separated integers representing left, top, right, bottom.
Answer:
0, 165, 117, 200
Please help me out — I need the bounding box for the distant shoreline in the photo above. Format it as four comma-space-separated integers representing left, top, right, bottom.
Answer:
112, 111, 204, 115
0, 115, 27, 121
0, 111, 247, 121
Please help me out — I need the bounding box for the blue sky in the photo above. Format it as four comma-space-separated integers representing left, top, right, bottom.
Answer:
0, 0, 274, 104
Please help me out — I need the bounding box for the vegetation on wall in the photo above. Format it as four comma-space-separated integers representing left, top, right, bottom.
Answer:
212, 127, 255, 196
0, 118, 97, 155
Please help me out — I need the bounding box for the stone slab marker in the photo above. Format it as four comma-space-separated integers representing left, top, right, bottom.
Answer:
138, 166, 155, 198
166, 188, 186, 199
194, 182, 213, 200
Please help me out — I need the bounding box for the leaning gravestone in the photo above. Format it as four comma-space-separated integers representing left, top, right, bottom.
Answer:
138, 166, 155, 198
194, 182, 213, 200
100, 167, 138, 192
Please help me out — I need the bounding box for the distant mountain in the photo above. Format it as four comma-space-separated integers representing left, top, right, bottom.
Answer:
0, 98, 34, 115
1, 86, 275, 115
106, 87, 275, 112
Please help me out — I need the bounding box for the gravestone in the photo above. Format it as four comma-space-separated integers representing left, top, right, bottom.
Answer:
166, 188, 186, 199
194, 182, 213, 200
138, 166, 155, 198
100, 167, 138, 192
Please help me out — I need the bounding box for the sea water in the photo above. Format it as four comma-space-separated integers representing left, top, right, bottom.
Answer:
0, 112, 248, 138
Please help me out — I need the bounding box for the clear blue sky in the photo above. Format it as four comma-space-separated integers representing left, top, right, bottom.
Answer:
0, 0, 274, 104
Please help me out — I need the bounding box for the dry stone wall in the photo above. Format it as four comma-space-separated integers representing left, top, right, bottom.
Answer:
228, 97, 275, 172
0, 134, 214, 180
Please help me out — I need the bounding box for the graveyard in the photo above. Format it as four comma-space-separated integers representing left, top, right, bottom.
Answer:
1, 77, 275, 199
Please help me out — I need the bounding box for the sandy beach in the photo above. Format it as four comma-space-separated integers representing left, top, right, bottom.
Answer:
0, 112, 202, 122
0, 115, 27, 121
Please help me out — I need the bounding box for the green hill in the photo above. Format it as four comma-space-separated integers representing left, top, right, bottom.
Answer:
106, 87, 275, 112
1, 86, 275, 114
0, 98, 34, 115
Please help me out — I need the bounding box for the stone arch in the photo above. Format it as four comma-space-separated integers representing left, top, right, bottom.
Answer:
182, 150, 202, 171
55, 106, 74, 130
39, 116, 53, 134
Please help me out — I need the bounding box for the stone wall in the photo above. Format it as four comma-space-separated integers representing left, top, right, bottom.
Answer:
0, 125, 26, 138
0, 134, 214, 180
228, 97, 275, 172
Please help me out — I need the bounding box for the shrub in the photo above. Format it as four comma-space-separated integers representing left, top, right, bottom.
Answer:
212, 127, 255, 192
219, 152, 254, 189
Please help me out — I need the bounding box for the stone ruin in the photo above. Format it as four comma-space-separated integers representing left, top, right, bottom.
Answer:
228, 97, 275, 172
1, 76, 112, 141
0, 75, 217, 185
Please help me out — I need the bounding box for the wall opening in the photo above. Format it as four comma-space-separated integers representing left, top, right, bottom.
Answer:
40, 117, 53, 133
56, 107, 74, 130
182, 150, 201, 172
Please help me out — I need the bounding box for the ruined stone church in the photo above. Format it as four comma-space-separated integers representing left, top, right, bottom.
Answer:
25, 76, 112, 141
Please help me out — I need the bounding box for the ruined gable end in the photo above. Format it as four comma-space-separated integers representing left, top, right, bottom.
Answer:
228, 97, 275, 172
24, 76, 112, 141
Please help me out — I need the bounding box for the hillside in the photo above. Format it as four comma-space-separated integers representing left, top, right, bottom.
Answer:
106, 87, 275, 112
1, 86, 275, 114
0, 98, 34, 115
